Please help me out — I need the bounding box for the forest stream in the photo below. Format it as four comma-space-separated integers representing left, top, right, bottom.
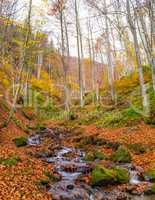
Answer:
28, 128, 155, 200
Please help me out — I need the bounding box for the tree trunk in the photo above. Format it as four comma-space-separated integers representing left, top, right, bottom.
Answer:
126, 0, 149, 115
75, 0, 84, 107
60, 8, 70, 112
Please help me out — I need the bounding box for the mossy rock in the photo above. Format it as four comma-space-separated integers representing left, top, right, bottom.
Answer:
127, 143, 146, 154
113, 166, 129, 183
91, 165, 117, 186
81, 135, 99, 145
83, 151, 109, 161
0, 155, 20, 166
35, 124, 46, 130
44, 171, 61, 182
105, 141, 121, 150
94, 151, 109, 160
91, 165, 129, 186
36, 179, 50, 186
13, 137, 27, 147
144, 184, 155, 195
111, 145, 131, 163
83, 152, 95, 161
145, 168, 155, 181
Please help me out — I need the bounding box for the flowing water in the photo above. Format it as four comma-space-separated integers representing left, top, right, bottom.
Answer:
28, 133, 155, 200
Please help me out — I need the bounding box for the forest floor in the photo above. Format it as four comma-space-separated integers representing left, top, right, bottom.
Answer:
0, 112, 155, 199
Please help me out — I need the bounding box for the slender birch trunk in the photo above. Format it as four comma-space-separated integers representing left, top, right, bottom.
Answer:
75, 0, 84, 107
5, 0, 33, 126
60, 7, 70, 112
126, 0, 149, 115
104, 0, 116, 102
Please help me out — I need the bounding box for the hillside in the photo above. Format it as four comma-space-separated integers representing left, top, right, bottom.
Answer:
1, 0, 155, 200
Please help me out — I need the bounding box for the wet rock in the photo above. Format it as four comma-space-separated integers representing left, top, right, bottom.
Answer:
27, 134, 41, 145
101, 190, 128, 200
126, 185, 143, 196
66, 184, 74, 190
111, 146, 131, 163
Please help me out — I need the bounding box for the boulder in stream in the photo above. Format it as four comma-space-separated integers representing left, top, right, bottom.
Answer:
91, 165, 129, 186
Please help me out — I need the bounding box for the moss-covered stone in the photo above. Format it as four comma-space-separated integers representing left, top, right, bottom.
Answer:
113, 166, 129, 183
94, 151, 109, 160
145, 168, 155, 181
151, 184, 155, 193
91, 165, 129, 186
111, 145, 131, 163
83, 152, 95, 161
127, 143, 146, 154
144, 184, 155, 195
36, 179, 50, 186
13, 137, 27, 147
44, 171, 61, 182
91, 165, 116, 186
0, 155, 20, 166
83, 151, 109, 161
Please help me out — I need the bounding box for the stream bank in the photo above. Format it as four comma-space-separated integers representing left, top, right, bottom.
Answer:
28, 126, 155, 200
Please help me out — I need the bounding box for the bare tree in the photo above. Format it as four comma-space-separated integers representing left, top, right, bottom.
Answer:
75, 0, 84, 107
5, 0, 33, 126
126, 0, 149, 115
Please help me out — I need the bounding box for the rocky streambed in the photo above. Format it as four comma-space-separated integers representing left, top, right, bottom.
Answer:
27, 127, 155, 200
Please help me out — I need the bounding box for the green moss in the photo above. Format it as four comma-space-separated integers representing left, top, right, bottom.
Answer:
34, 124, 46, 130
0, 155, 20, 166
94, 151, 109, 160
36, 179, 50, 186
111, 145, 131, 163
83, 151, 109, 161
127, 143, 146, 154
83, 152, 95, 161
44, 171, 61, 182
13, 137, 27, 147
151, 184, 155, 193
91, 165, 129, 186
91, 165, 116, 186
145, 168, 155, 181
113, 166, 129, 183
145, 184, 155, 195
